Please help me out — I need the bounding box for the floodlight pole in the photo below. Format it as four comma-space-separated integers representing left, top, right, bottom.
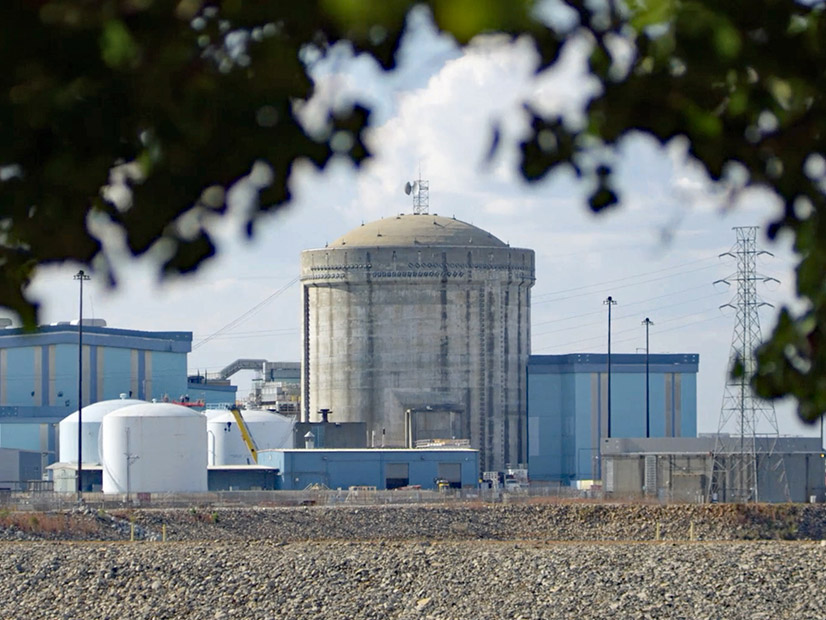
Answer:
74, 270, 90, 501
604, 296, 617, 439
642, 318, 654, 438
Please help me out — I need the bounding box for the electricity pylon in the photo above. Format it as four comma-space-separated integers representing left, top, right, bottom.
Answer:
707, 227, 789, 503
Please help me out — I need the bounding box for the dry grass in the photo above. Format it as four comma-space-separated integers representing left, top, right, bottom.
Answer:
0, 509, 102, 536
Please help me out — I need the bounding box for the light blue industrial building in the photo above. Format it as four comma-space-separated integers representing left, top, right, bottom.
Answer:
527, 353, 699, 484
0, 322, 191, 457
258, 448, 479, 490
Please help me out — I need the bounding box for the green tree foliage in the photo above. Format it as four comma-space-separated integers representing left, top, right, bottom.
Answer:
2, 1, 824, 418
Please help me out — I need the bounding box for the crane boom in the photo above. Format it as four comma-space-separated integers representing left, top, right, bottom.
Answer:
229, 407, 259, 464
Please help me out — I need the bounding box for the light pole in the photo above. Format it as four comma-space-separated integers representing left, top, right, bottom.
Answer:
74, 270, 90, 501
604, 296, 617, 439
642, 317, 654, 438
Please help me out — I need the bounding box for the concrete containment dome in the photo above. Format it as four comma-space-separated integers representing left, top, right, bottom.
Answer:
101, 402, 207, 494
331, 214, 508, 248
301, 213, 535, 472
58, 397, 146, 464
207, 409, 294, 466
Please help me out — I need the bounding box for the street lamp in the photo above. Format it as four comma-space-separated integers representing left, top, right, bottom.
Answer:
74, 269, 90, 501
642, 317, 654, 438
604, 296, 617, 439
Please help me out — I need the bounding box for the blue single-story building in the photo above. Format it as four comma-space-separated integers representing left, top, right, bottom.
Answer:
257, 448, 479, 490
528, 353, 699, 484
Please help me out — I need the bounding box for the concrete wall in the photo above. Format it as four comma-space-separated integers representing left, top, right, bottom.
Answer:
0, 448, 43, 488
302, 242, 534, 473
294, 422, 367, 449
258, 449, 479, 490
528, 354, 700, 483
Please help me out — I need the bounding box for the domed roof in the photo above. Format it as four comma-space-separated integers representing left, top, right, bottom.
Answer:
330, 214, 507, 248
107, 402, 204, 419
61, 398, 147, 423
207, 409, 293, 424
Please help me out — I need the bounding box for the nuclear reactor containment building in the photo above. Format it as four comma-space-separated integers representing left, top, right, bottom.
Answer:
300, 214, 535, 472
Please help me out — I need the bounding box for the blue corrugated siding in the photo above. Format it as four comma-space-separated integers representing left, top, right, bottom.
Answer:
4, 348, 34, 404
152, 352, 188, 401
101, 348, 132, 399
528, 353, 699, 483
0, 424, 41, 451
258, 450, 479, 490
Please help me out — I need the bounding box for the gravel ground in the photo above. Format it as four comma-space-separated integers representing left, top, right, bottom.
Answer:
126, 503, 826, 543
0, 539, 823, 620
1, 503, 825, 619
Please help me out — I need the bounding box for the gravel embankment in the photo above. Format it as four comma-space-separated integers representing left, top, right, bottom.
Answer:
2, 502, 825, 542
0, 539, 823, 619
1, 503, 825, 619
127, 502, 826, 542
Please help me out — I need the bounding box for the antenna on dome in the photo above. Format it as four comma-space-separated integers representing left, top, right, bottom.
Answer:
404, 165, 429, 215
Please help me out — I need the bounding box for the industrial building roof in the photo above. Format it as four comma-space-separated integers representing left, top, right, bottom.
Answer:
330, 214, 507, 248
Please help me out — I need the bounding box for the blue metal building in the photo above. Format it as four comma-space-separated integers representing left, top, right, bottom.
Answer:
186, 375, 238, 409
0, 322, 191, 456
258, 448, 479, 490
527, 353, 699, 484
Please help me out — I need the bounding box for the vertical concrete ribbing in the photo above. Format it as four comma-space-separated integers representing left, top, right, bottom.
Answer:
502, 287, 510, 467
301, 284, 311, 422
366, 278, 375, 437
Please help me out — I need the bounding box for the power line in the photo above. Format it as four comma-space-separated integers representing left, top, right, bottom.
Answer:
532, 282, 716, 328
533, 262, 722, 305
192, 276, 300, 351
533, 289, 728, 339
535, 306, 727, 352
532, 255, 720, 302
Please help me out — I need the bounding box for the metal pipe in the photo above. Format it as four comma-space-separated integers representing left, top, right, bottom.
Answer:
604, 296, 617, 438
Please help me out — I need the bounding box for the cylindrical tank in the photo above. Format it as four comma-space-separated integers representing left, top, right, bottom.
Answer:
101, 402, 207, 494
58, 396, 146, 463
300, 213, 535, 472
207, 409, 294, 465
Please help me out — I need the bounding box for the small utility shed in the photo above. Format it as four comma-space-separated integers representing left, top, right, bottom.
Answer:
257, 448, 479, 490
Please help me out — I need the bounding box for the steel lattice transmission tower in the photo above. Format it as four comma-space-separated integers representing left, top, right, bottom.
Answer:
708, 227, 789, 502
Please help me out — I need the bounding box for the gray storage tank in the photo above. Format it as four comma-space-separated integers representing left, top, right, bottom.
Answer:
300, 214, 535, 471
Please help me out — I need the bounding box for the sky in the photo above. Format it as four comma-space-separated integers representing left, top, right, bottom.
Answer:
14, 8, 817, 438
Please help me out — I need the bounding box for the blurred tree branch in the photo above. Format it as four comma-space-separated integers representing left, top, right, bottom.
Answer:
2, 0, 825, 419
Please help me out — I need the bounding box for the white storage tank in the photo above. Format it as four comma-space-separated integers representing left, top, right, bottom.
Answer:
207, 409, 294, 465
58, 396, 146, 464
101, 402, 207, 494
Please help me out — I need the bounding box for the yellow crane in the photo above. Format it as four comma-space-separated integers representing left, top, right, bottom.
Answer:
229, 406, 259, 464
